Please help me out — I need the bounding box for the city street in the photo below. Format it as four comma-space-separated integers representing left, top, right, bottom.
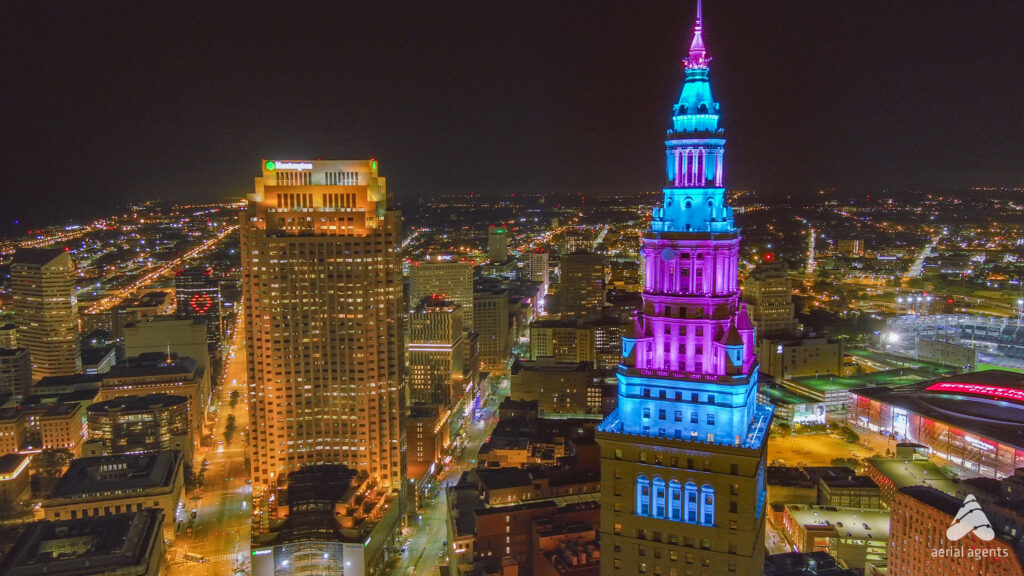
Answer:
168, 311, 251, 575
393, 377, 509, 576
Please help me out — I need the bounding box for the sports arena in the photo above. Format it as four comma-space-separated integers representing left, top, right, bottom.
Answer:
847, 370, 1024, 479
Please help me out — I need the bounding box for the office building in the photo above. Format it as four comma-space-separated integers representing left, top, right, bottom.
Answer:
242, 159, 405, 495
510, 358, 602, 416
524, 248, 550, 297
42, 450, 185, 541
100, 353, 209, 439
174, 265, 223, 352
0, 401, 87, 455
888, 485, 1024, 576
759, 337, 844, 380
84, 393, 192, 460
595, 8, 773, 576
559, 253, 605, 321
0, 509, 166, 576
123, 317, 212, 376
743, 261, 795, 338
474, 288, 512, 371
409, 261, 475, 330
836, 239, 864, 256
0, 324, 17, 348
489, 225, 510, 262
407, 297, 464, 406
0, 348, 32, 400
11, 248, 81, 381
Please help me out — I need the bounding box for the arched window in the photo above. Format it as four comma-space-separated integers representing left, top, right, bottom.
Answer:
636, 476, 651, 517
684, 481, 698, 523
701, 484, 715, 526
653, 477, 666, 518
669, 480, 682, 521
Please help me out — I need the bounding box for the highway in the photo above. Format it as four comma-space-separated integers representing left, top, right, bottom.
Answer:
168, 307, 251, 575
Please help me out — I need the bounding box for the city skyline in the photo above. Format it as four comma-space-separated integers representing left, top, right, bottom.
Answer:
1, 2, 1024, 576
4, 1, 1024, 235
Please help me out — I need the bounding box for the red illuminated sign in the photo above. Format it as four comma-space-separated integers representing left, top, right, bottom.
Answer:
189, 293, 214, 315
926, 382, 1024, 404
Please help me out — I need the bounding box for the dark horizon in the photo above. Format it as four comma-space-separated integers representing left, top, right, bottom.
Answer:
4, 0, 1023, 227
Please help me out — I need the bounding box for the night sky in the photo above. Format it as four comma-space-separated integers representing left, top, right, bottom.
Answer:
3, 1, 1023, 227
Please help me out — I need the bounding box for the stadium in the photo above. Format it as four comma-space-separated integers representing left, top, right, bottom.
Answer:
847, 370, 1024, 479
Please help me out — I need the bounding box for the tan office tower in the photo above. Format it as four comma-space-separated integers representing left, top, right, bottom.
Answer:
488, 225, 509, 262
11, 249, 81, 381
742, 262, 795, 338
409, 261, 474, 330
241, 159, 405, 495
559, 252, 606, 321
407, 297, 464, 406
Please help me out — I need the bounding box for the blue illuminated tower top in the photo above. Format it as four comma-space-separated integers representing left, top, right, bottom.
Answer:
653, 0, 733, 235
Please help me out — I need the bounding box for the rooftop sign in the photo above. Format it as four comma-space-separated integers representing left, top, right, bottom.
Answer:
926, 382, 1024, 404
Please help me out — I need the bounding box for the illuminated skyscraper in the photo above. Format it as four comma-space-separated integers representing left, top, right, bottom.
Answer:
409, 261, 475, 330
488, 225, 509, 262
11, 249, 81, 381
407, 297, 464, 406
241, 159, 405, 495
174, 265, 223, 351
595, 4, 773, 575
559, 252, 606, 321
742, 262, 795, 338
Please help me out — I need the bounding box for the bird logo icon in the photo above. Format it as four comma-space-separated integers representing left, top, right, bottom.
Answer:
946, 494, 996, 542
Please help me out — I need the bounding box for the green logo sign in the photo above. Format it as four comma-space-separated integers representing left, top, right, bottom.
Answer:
265, 161, 276, 171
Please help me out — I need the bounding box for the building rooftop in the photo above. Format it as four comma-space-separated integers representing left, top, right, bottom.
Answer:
47, 450, 182, 500
865, 456, 960, 495
87, 393, 189, 416
0, 509, 163, 576
783, 504, 890, 541
106, 353, 198, 379
0, 453, 30, 479
12, 248, 66, 267
764, 552, 859, 576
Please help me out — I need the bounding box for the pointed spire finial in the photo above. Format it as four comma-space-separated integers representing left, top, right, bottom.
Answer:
685, 0, 710, 70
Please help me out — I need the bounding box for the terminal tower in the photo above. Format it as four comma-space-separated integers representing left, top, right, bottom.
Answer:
595, 2, 773, 574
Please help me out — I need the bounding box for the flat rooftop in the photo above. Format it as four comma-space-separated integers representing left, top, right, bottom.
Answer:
0, 509, 163, 575
47, 450, 181, 500
783, 504, 890, 541
865, 457, 960, 495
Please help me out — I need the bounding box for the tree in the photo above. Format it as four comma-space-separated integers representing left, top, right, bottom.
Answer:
224, 414, 237, 445
229, 390, 240, 408
30, 448, 74, 497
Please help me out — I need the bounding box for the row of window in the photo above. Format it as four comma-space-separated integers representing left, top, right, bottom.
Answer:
636, 476, 714, 526
642, 408, 715, 425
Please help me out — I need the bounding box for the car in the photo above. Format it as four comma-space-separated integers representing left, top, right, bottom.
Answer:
438, 551, 445, 558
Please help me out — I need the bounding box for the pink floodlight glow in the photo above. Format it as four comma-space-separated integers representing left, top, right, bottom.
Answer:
926, 382, 1024, 404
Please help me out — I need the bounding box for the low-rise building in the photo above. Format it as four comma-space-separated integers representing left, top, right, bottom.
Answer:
781, 504, 889, 574
84, 393, 192, 460
760, 337, 844, 380
101, 353, 209, 437
0, 452, 31, 508
0, 348, 32, 400
42, 450, 185, 541
863, 446, 960, 507
510, 359, 602, 416
0, 509, 165, 576
24, 401, 86, 455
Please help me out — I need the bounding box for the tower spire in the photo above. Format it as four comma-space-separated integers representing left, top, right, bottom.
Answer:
685, 0, 709, 70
